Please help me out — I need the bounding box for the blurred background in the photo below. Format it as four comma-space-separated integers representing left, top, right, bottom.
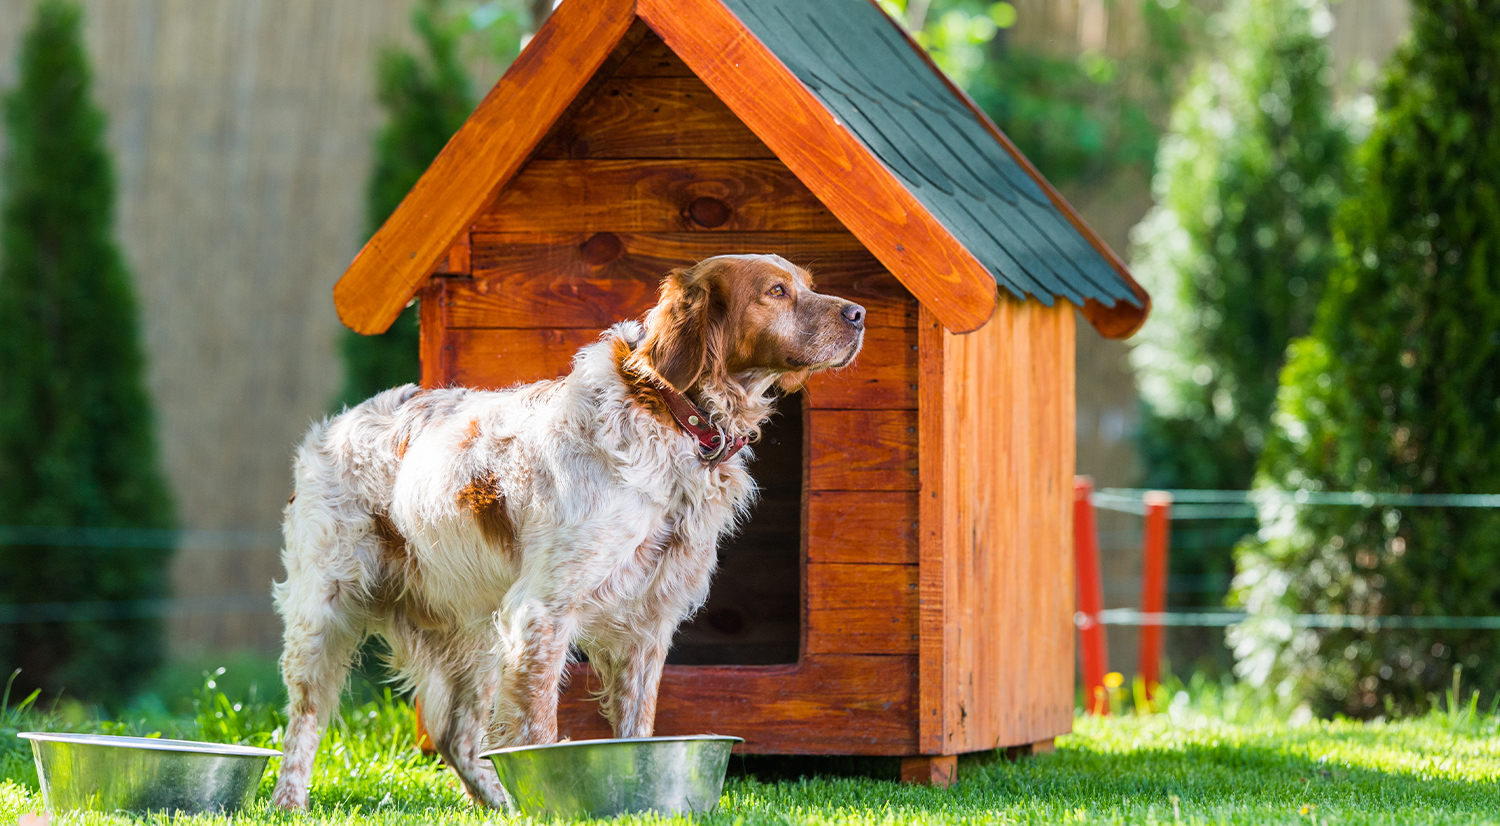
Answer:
7, 0, 1494, 721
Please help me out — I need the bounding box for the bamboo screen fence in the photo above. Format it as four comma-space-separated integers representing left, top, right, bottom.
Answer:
0, 0, 416, 653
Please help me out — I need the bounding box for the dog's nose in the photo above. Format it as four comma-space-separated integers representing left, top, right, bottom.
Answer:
842, 303, 866, 327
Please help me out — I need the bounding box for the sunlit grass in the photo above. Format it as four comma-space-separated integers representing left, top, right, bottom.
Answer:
2, 673, 1499, 825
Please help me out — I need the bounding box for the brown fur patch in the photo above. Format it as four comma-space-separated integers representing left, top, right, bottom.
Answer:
395, 434, 411, 459
458, 418, 482, 450
371, 512, 407, 563
614, 338, 672, 421
457, 472, 515, 546
369, 513, 448, 631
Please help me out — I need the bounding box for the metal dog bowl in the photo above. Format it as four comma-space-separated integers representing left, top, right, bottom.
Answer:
482, 735, 742, 818
19, 732, 279, 816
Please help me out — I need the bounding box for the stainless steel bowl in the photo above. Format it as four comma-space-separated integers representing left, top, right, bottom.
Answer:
19, 732, 279, 816
482, 735, 743, 818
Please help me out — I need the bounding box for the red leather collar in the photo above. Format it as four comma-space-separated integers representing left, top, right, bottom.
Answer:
651, 382, 747, 468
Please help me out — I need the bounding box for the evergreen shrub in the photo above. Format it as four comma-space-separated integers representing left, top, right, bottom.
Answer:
338, 0, 476, 408
0, 0, 175, 703
1231, 0, 1500, 715
1126, 0, 1351, 611
1129, 0, 1350, 492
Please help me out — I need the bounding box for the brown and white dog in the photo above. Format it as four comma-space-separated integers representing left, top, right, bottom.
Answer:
270, 254, 865, 809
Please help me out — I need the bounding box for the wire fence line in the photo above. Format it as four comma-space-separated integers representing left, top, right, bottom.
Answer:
0, 525, 280, 551
0, 594, 275, 624
8, 488, 1500, 627
0, 526, 281, 623
1083, 487, 1500, 630
1084, 608, 1500, 631
1094, 488, 1500, 519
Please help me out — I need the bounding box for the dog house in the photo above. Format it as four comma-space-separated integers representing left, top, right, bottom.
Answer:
333, 0, 1149, 783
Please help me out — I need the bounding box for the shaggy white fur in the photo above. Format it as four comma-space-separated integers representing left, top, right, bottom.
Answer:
270, 255, 864, 809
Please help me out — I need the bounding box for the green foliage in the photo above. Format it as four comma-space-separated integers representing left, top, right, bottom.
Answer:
1127, 0, 1351, 613
877, 0, 1196, 188
0, 0, 174, 703
1131, 0, 1351, 491
1232, 0, 1500, 716
969, 46, 1161, 186
337, 0, 477, 408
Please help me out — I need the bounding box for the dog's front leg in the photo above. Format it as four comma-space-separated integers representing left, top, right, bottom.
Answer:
598, 618, 675, 738
494, 603, 573, 746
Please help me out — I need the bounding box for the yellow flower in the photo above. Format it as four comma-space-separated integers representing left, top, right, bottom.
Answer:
1104, 672, 1124, 689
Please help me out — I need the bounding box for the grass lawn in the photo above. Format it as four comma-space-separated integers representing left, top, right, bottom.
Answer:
1, 681, 1498, 825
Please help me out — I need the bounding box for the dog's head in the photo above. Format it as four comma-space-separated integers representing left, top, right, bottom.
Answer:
633, 254, 865, 394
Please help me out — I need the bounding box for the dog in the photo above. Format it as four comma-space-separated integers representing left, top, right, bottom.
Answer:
270, 254, 865, 809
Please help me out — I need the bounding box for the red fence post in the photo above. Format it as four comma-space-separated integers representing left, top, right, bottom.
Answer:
1137, 491, 1173, 695
1073, 477, 1109, 715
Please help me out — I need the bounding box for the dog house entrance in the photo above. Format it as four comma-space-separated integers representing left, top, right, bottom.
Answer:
666, 391, 803, 665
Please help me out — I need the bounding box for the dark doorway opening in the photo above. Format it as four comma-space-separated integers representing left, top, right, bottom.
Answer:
667, 391, 803, 665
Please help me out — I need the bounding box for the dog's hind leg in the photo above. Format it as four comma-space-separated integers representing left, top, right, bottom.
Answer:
271, 583, 363, 809
408, 635, 510, 809
271, 511, 369, 811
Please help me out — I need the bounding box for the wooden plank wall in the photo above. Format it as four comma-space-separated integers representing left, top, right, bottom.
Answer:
424, 31, 923, 754
918, 300, 1076, 755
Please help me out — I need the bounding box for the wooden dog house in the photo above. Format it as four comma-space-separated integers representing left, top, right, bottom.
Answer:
334, 0, 1150, 782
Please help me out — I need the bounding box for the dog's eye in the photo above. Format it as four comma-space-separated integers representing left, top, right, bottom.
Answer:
767, 284, 787, 297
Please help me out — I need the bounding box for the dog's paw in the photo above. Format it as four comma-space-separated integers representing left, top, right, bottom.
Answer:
270, 785, 310, 811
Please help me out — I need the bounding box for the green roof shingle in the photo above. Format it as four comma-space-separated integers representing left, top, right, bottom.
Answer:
719, 0, 1142, 311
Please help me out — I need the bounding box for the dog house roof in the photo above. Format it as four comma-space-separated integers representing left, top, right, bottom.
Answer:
333, 0, 1150, 338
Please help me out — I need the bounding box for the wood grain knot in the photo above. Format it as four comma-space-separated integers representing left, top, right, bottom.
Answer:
580, 232, 624, 266
688, 196, 732, 228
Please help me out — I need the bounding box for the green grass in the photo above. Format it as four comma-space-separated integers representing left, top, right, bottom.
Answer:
2, 676, 1499, 825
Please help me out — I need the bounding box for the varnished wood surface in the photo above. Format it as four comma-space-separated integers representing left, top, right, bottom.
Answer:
556, 656, 920, 753
535, 76, 776, 159
900, 754, 957, 787
479, 160, 842, 233
443, 322, 914, 410
920, 299, 1076, 754
419, 281, 452, 389
447, 328, 598, 389
804, 327, 917, 410
612, 30, 697, 77
334, 0, 637, 334
638, 0, 997, 333
805, 563, 918, 655
807, 491, 919, 565
431, 235, 471, 276
916, 306, 946, 753
809, 409, 919, 491
459, 232, 916, 329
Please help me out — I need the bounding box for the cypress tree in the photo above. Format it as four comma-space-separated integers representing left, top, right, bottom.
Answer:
337, 0, 475, 407
1127, 0, 1350, 612
0, 0, 174, 702
1231, 0, 1500, 715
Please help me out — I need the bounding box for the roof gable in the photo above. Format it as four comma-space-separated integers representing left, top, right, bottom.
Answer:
334, 0, 1148, 338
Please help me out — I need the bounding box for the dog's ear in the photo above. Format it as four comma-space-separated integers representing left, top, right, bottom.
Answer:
644, 266, 715, 391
